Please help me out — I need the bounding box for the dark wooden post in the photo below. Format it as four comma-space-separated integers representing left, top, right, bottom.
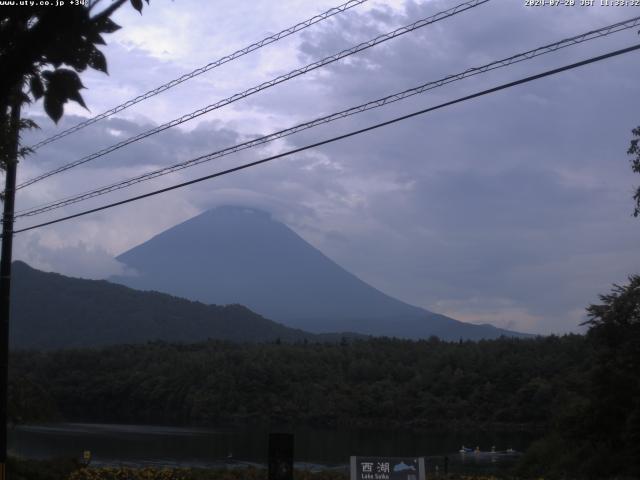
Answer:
268, 432, 294, 480
0, 91, 21, 480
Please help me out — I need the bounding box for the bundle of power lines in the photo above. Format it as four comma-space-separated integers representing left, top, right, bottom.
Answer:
4, 0, 640, 236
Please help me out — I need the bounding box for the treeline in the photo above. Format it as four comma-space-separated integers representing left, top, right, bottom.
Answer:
9, 335, 590, 430
517, 276, 640, 479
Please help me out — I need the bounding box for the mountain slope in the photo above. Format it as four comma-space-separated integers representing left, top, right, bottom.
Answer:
112, 206, 528, 340
10, 261, 342, 350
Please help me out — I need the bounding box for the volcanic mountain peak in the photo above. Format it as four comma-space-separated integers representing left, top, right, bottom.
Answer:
112, 206, 529, 341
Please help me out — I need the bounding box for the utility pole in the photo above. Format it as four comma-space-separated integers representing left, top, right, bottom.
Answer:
0, 93, 21, 480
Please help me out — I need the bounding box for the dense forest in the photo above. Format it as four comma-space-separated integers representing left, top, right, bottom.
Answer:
9, 335, 589, 430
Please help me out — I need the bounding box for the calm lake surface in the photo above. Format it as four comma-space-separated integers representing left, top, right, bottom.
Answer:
9, 423, 538, 473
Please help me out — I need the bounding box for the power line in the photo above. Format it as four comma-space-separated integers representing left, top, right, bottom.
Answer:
27, 0, 370, 151
14, 14, 640, 219
15, 0, 488, 191
8, 43, 640, 237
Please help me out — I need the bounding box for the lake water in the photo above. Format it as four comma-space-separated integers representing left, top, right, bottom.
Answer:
9, 423, 537, 474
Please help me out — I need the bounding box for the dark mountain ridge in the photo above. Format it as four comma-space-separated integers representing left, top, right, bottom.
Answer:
112, 206, 529, 340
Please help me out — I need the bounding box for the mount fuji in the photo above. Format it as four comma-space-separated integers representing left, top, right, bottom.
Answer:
111, 206, 528, 341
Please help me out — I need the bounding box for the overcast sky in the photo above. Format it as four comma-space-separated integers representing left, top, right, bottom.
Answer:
10, 0, 640, 334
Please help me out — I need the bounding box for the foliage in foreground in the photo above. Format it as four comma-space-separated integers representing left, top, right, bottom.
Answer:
517, 276, 640, 479
6, 458, 528, 480
68, 466, 346, 480
6, 456, 80, 480
67, 466, 513, 480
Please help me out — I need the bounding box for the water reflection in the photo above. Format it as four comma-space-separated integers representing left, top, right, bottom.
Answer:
9, 423, 534, 473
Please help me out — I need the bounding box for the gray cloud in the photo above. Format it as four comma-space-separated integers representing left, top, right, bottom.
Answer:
8, 0, 640, 334
23, 115, 240, 170
13, 234, 132, 280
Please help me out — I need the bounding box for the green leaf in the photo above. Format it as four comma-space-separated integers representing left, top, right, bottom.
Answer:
68, 89, 87, 109
18, 146, 35, 159
94, 16, 121, 34
130, 0, 143, 13
19, 119, 40, 131
86, 30, 106, 46
30, 75, 44, 100
88, 48, 108, 74
42, 68, 88, 115
65, 41, 92, 73
44, 95, 64, 123
42, 35, 82, 69
44, 68, 85, 92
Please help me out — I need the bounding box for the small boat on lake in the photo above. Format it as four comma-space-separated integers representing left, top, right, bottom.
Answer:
459, 446, 519, 455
